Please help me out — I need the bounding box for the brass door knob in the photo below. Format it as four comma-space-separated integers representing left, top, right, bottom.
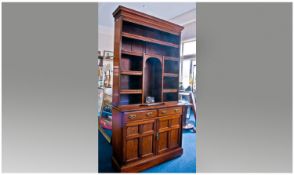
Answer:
146, 112, 153, 116
174, 109, 179, 113
128, 115, 136, 119
161, 110, 167, 114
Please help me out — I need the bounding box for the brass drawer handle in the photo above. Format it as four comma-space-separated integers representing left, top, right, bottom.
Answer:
161, 110, 167, 114
146, 112, 153, 116
128, 115, 136, 119
174, 109, 180, 113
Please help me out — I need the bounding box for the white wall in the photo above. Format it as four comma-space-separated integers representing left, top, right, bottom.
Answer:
170, 8, 196, 41
98, 25, 114, 52
182, 21, 196, 41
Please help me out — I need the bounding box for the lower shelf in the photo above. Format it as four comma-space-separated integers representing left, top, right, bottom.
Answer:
163, 92, 178, 101
112, 147, 183, 172
120, 94, 142, 105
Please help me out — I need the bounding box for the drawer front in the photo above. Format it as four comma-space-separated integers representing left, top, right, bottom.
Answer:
124, 110, 157, 122
158, 107, 182, 116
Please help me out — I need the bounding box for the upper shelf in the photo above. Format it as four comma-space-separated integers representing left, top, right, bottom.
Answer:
121, 50, 160, 59
121, 50, 143, 57
121, 70, 143, 76
164, 57, 179, 62
120, 89, 142, 94
122, 32, 179, 48
121, 50, 180, 62
163, 89, 178, 93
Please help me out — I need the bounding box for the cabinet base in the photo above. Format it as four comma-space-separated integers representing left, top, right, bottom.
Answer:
112, 147, 183, 172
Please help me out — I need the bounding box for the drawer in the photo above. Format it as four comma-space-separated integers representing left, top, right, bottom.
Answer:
158, 107, 182, 116
124, 110, 157, 122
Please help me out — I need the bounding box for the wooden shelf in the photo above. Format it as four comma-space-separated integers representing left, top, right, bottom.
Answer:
121, 50, 143, 57
121, 70, 143, 76
120, 89, 142, 94
163, 89, 178, 93
122, 32, 179, 48
164, 73, 178, 77
121, 51, 179, 61
164, 56, 179, 62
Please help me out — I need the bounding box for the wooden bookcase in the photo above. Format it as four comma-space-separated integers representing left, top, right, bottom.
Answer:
111, 6, 184, 172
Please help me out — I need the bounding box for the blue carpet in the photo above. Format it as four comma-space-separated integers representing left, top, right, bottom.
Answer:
98, 113, 196, 173
104, 128, 112, 138
98, 131, 113, 172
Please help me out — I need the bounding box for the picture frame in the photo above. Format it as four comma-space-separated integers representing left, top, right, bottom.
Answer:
103, 50, 113, 59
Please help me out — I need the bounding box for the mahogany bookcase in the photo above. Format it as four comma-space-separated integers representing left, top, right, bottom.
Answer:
111, 6, 185, 172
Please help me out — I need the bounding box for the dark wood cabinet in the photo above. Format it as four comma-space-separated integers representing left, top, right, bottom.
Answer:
111, 6, 184, 172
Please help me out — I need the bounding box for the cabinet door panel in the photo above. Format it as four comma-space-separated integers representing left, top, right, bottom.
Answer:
170, 117, 180, 127
157, 114, 181, 154
126, 125, 139, 136
126, 138, 139, 162
169, 128, 180, 149
159, 119, 169, 129
124, 119, 156, 163
158, 131, 169, 153
142, 122, 154, 133
141, 135, 154, 157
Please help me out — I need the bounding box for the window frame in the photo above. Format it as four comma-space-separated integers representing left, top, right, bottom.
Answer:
181, 39, 196, 57
180, 39, 196, 91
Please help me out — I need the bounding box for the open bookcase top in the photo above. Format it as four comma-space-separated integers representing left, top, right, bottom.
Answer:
113, 5, 184, 35
112, 5, 183, 108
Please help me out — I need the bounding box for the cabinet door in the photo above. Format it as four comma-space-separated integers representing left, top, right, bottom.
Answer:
157, 115, 181, 154
124, 119, 156, 163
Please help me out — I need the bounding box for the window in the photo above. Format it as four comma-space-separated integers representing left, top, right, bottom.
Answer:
182, 59, 191, 88
180, 40, 196, 91
182, 40, 196, 56
191, 60, 196, 92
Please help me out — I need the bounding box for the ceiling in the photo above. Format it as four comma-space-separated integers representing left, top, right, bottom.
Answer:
98, 2, 196, 28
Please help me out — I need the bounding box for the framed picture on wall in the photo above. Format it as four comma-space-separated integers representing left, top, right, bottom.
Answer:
103, 50, 113, 59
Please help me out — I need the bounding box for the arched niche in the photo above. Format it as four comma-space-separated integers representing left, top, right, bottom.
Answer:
143, 57, 162, 103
